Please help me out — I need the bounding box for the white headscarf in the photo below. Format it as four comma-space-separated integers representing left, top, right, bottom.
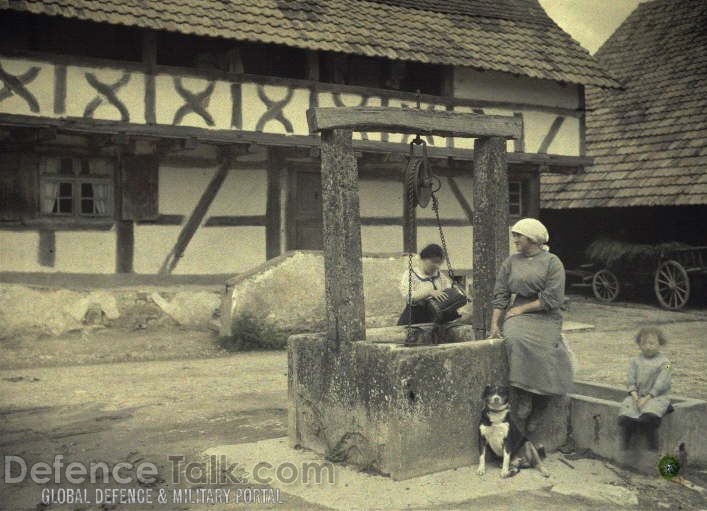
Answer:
511, 218, 550, 251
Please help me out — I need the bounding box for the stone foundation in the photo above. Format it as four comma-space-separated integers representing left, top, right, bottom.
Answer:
288, 329, 570, 480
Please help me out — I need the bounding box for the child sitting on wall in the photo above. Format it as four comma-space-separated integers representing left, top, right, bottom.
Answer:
618, 326, 673, 451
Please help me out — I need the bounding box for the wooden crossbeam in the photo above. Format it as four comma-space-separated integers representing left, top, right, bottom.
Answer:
307, 107, 523, 139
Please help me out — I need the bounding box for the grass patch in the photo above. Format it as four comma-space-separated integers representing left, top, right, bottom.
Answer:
217, 313, 289, 352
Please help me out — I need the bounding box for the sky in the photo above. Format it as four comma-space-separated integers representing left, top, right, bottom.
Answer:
538, 0, 648, 54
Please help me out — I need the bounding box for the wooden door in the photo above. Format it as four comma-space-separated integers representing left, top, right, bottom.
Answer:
289, 170, 323, 250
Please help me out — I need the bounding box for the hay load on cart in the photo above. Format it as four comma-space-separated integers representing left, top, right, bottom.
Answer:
566, 239, 707, 310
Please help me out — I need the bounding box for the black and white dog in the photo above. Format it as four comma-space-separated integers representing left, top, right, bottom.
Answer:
477, 383, 550, 478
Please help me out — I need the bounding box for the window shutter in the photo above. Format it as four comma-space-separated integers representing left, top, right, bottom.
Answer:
120, 154, 158, 220
0, 153, 38, 221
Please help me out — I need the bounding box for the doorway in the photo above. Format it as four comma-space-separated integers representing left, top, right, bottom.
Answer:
287, 169, 323, 250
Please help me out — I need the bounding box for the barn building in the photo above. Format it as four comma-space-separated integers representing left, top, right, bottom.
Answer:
542, 0, 707, 269
0, 0, 617, 279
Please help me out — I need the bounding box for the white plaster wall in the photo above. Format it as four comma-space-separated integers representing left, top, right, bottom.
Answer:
453, 68, 580, 110
0, 231, 115, 273
361, 226, 402, 253
0, 58, 54, 116
155, 74, 230, 129
417, 176, 472, 220
417, 226, 474, 269
359, 179, 402, 217
0, 232, 42, 272
133, 225, 264, 274
208, 168, 267, 216
66, 66, 145, 123
54, 231, 115, 273
523, 111, 580, 156
173, 226, 265, 274
159, 165, 216, 215
241, 83, 310, 135
133, 225, 179, 274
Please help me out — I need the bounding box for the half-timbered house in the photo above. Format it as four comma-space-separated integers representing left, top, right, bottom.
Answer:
0, 0, 618, 277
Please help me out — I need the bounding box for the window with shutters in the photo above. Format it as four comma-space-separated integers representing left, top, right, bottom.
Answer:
39, 157, 114, 218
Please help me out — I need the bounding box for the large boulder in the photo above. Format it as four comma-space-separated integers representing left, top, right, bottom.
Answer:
221, 251, 423, 336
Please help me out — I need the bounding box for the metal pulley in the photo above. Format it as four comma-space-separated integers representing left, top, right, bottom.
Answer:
404, 136, 439, 209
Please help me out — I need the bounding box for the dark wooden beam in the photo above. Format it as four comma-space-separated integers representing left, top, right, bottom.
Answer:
38, 230, 55, 267
524, 173, 541, 218
307, 107, 523, 139
537, 116, 565, 154
0, 113, 591, 172
204, 215, 268, 227
446, 176, 474, 225
0, 48, 592, 116
115, 147, 134, 273
135, 214, 184, 225
320, 128, 366, 344
361, 217, 469, 226
116, 221, 134, 273
159, 147, 241, 274
578, 85, 587, 157
472, 137, 509, 340
306, 51, 320, 82
266, 149, 283, 259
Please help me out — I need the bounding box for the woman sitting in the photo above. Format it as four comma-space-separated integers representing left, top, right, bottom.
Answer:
490, 218, 573, 433
397, 243, 459, 326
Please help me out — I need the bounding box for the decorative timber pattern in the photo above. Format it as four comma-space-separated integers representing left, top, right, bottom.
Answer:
0, 55, 583, 157
84, 72, 131, 121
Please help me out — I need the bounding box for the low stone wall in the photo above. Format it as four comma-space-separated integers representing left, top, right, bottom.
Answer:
569, 381, 707, 473
0, 283, 221, 337
221, 251, 471, 336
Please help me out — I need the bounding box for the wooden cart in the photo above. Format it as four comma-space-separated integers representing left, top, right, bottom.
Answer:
567, 245, 707, 310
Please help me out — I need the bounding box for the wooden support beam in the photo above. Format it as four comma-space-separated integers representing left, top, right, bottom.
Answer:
472, 137, 509, 340
446, 176, 474, 225
525, 173, 541, 218
0, 114, 591, 173
319, 128, 366, 345
307, 107, 523, 139
266, 149, 283, 259
159, 147, 241, 274
38, 230, 55, 267
116, 221, 134, 273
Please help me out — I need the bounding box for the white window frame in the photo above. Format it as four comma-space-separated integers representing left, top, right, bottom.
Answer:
39, 156, 115, 218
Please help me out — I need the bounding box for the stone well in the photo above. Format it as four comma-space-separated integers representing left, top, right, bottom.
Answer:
288, 326, 569, 480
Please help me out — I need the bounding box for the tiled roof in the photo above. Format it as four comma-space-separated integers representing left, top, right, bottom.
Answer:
542, 0, 707, 209
0, 0, 619, 88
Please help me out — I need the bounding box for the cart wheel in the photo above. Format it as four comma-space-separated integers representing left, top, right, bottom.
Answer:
654, 260, 690, 310
592, 269, 621, 303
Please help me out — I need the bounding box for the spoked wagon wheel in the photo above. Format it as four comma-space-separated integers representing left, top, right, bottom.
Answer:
654, 260, 690, 310
592, 269, 621, 303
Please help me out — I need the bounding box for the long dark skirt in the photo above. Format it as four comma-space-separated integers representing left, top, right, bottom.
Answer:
503, 312, 573, 396
397, 303, 432, 325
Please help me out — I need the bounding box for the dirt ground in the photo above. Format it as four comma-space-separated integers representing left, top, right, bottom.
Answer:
0, 295, 705, 510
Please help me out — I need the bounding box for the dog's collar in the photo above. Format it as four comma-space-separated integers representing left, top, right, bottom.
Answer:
486, 404, 510, 413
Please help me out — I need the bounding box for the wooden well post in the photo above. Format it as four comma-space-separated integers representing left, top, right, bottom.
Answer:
307, 107, 522, 343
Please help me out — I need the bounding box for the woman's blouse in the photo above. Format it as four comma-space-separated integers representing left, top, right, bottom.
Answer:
492, 251, 565, 312
399, 266, 453, 304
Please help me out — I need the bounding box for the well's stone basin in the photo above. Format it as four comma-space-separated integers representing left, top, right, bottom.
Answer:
288, 328, 569, 480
